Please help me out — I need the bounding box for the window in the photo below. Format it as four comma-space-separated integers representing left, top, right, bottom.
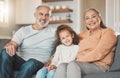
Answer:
106, 0, 120, 34
0, 0, 9, 27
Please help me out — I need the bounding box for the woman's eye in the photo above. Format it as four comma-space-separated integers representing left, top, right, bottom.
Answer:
92, 15, 97, 18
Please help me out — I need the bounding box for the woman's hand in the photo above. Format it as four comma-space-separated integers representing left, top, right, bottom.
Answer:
47, 65, 57, 71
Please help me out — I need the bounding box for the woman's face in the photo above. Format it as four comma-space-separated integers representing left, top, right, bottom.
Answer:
59, 30, 74, 46
84, 10, 101, 30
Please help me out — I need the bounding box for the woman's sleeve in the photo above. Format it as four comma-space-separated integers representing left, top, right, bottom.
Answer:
77, 29, 117, 62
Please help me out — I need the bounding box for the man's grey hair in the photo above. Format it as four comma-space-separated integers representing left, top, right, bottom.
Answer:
35, 5, 52, 16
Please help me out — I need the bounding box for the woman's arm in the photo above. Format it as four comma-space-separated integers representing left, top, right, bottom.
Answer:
76, 28, 117, 62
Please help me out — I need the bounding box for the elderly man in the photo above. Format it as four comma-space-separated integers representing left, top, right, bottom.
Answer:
0, 5, 56, 78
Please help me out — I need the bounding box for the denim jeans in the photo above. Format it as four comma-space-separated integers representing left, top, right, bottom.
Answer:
35, 67, 56, 78
0, 49, 44, 78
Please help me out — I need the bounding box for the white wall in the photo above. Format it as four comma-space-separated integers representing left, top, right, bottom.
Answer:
42, 0, 82, 33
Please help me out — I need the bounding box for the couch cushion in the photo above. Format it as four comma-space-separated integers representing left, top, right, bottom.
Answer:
110, 35, 120, 71
84, 72, 120, 78
0, 39, 10, 51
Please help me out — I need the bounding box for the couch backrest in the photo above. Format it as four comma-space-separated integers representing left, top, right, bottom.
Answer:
110, 35, 120, 71
0, 39, 10, 51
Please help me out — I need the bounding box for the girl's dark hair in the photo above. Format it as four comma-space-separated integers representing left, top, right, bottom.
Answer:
54, 24, 79, 48
85, 8, 107, 29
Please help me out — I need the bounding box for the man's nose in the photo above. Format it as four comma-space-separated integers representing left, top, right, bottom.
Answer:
41, 15, 46, 19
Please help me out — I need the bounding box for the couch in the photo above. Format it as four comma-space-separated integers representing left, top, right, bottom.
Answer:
0, 39, 35, 78
0, 35, 120, 78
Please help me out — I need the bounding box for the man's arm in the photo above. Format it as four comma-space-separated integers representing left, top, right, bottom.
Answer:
4, 40, 19, 56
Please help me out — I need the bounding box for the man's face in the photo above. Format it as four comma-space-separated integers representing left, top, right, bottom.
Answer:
35, 7, 51, 28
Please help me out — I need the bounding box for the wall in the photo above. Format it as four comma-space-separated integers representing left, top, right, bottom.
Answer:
0, 0, 20, 39
42, 0, 82, 33
0, 0, 106, 38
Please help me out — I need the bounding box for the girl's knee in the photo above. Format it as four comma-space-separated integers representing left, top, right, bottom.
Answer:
37, 67, 48, 74
36, 67, 48, 78
47, 70, 56, 78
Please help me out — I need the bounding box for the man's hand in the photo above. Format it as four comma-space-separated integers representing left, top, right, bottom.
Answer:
47, 65, 57, 71
4, 41, 18, 56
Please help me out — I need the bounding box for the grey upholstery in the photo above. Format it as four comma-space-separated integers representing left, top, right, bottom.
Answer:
83, 35, 120, 78
84, 72, 120, 78
110, 35, 120, 71
0, 39, 10, 51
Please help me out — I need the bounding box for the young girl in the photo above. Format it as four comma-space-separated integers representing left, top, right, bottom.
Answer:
35, 24, 80, 78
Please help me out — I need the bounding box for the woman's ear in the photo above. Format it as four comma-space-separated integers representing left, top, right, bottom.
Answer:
98, 16, 102, 24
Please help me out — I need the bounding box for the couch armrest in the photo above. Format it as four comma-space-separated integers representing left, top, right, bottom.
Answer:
0, 39, 10, 51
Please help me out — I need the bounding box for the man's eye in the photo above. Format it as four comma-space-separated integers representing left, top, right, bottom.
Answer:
45, 14, 50, 17
85, 17, 89, 20
39, 13, 43, 16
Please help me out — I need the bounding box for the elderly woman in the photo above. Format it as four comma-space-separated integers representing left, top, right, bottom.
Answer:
54, 8, 117, 78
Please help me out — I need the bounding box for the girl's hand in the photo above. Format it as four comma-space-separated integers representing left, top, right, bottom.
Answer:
44, 60, 51, 67
44, 56, 54, 67
47, 65, 57, 71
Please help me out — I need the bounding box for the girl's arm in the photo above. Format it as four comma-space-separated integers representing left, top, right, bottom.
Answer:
47, 65, 57, 71
44, 56, 54, 67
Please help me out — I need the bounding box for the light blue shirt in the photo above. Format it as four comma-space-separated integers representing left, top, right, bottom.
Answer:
12, 25, 56, 63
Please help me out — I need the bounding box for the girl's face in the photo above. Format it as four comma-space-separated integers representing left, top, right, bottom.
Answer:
59, 30, 74, 46
85, 10, 101, 30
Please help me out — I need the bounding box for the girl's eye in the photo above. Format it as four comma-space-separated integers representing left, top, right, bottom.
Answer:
45, 14, 50, 17
39, 13, 43, 16
62, 37, 65, 40
66, 35, 69, 37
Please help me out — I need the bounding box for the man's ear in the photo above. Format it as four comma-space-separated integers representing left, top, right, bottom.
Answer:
34, 13, 36, 17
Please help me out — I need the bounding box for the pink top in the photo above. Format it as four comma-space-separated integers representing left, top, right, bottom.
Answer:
77, 28, 117, 70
